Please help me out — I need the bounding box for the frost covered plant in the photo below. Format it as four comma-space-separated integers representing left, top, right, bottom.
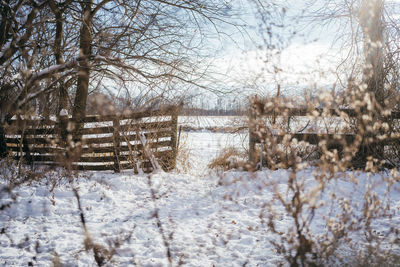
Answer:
247, 27, 400, 263
251, 159, 400, 266
247, 88, 400, 265
259, 166, 319, 266
73, 188, 119, 267
0, 159, 61, 265
0, 158, 20, 213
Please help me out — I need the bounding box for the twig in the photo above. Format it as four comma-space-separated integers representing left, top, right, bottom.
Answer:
73, 188, 107, 267
298, 120, 311, 133
147, 175, 173, 267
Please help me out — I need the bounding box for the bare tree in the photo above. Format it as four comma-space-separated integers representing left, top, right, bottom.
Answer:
0, 0, 242, 156
250, 0, 400, 165
0, 0, 51, 156
70, 0, 243, 131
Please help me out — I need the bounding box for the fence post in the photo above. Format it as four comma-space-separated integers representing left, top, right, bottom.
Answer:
15, 116, 32, 165
59, 110, 69, 146
22, 131, 32, 165
0, 124, 8, 158
249, 109, 256, 163
57, 110, 72, 169
113, 117, 121, 173
170, 107, 179, 170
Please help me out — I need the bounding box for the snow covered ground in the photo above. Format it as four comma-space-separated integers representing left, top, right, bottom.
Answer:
1, 118, 400, 266
0, 169, 279, 266
180, 131, 247, 175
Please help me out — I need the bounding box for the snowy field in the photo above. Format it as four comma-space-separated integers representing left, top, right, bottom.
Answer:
178, 116, 247, 132
1, 117, 400, 266
177, 115, 352, 134
178, 116, 244, 129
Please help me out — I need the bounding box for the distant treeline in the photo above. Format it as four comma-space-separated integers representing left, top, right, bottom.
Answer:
181, 108, 246, 116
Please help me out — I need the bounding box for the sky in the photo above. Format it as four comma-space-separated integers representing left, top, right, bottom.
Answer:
202, 0, 344, 100
199, 0, 397, 102
113, 0, 400, 109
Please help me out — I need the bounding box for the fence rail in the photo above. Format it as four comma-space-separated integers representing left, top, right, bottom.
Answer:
249, 106, 400, 164
4, 106, 179, 173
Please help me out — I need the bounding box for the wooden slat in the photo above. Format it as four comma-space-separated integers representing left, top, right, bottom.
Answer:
121, 140, 172, 151
78, 150, 171, 165
253, 133, 355, 145
260, 107, 400, 119
71, 162, 152, 171
119, 130, 172, 142
14, 150, 172, 172
55, 150, 170, 164
73, 164, 115, 171
13, 155, 58, 162
12, 155, 128, 164
6, 137, 59, 145
81, 106, 177, 123
26, 128, 56, 135
7, 146, 64, 153
79, 156, 119, 162
81, 140, 172, 154
6, 138, 23, 144
78, 128, 172, 145
80, 145, 123, 155
7, 119, 57, 126
119, 121, 172, 132
77, 126, 114, 135
77, 153, 176, 163
5, 127, 57, 135
82, 136, 114, 144
22, 162, 115, 171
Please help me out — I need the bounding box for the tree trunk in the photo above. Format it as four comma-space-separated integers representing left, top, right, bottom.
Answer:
54, 10, 68, 115
72, 1, 93, 141
361, 0, 385, 105
357, 0, 385, 165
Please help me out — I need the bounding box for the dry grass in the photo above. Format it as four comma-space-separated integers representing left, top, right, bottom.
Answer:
208, 147, 247, 171
175, 133, 193, 173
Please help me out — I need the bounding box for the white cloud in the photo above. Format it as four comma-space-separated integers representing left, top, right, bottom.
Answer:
213, 42, 344, 92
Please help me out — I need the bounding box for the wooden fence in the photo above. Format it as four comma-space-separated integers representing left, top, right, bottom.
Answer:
249, 106, 400, 164
4, 106, 179, 173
